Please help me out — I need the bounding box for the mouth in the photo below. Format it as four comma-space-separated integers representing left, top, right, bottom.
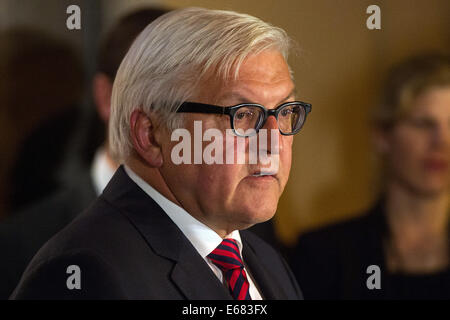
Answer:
423, 158, 449, 171
251, 171, 276, 177
246, 169, 279, 181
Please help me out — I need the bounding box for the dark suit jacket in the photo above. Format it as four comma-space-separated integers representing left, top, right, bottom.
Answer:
11, 166, 302, 300
290, 201, 450, 300
0, 167, 96, 299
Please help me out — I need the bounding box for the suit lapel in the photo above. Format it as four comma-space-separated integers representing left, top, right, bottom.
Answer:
171, 244, 232, 300
242, 234, 288, 300
101, 166, 231, 300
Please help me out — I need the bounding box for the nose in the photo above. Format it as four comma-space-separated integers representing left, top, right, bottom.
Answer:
260, 115, 281, 155
263, 115, 279, 131
431, 124, 450, 150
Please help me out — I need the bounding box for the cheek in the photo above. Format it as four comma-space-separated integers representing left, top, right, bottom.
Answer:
196, 164, 243, 197
390, 133, 426, 167
387, 132, 429, 184
279, 137, 293, 176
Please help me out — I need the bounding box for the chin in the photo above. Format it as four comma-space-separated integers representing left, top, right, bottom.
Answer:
235, 200, 278, 227
395, 173, 449, 197
410, 180, 449, 197
421, 184, 449, 196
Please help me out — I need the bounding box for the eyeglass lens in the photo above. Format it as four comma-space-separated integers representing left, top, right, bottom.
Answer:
233, 104, 306, 136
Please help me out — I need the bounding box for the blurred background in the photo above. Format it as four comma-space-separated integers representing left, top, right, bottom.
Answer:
0, 0, 449, 247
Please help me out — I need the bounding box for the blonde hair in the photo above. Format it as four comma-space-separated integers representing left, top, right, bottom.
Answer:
372, 53, 450, 130
109, 7, 293, 161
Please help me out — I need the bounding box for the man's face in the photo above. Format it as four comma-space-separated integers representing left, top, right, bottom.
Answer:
159, 50, 295, 235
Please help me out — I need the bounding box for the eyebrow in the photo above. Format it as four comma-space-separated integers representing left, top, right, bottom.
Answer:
283, 88, 297, 102
217, 87, 297, 106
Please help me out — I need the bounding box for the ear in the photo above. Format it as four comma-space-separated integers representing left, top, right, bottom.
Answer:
372, 127, 391, 155
129, 109, 164, 168
92, 73, 113, 123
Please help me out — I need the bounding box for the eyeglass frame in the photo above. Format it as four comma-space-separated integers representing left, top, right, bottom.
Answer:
176, 101, 312, 137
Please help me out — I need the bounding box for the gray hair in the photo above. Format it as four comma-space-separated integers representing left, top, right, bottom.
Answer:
109, 7, 293, 161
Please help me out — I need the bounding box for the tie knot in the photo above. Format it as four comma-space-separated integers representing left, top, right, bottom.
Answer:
207, 238, 244, 272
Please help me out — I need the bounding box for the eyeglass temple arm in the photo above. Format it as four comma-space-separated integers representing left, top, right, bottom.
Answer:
177, 102, 229, 115
303, 103, 312, 113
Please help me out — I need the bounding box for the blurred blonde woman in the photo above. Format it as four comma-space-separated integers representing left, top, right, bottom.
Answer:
291, 53, 450, 299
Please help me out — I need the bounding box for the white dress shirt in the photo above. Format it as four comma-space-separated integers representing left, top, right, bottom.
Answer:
124, 165, 263, 300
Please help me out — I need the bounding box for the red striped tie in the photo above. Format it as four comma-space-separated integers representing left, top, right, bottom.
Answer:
207, 238, 251, 300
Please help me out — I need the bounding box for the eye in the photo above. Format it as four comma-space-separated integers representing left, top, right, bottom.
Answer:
407, 117, 435, 129
280, 108, 294, 117
235, 110, 255, 120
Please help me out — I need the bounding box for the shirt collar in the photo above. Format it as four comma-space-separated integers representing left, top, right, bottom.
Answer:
123, 165, 243, 259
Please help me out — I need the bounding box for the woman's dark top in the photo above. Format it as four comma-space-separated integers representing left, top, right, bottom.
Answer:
290, 201, 450, 299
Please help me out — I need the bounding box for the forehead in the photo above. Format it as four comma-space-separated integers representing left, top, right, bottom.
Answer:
196, 50, 294, 105
408, 86, 450, 117
235, 50, 291, 82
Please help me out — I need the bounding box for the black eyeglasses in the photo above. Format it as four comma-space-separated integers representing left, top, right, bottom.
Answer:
176, 101, 312, 137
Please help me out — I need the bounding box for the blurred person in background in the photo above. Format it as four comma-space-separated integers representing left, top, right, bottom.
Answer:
290, 53, 450, 299
0, 8, 169, 299
0, 28, 83, 217
0, 30, 84, 299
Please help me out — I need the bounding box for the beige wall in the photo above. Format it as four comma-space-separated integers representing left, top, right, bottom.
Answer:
160, 0, 450, 245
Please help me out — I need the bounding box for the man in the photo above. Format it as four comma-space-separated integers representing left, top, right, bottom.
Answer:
12, 7, 310, 300
0, 8, 169, 299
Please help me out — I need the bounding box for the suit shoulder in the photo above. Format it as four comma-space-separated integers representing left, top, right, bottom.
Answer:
0, 181, 95, 241
11, 248, 126, 299
29, 195, 133, 264
11, 197, 136, 299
